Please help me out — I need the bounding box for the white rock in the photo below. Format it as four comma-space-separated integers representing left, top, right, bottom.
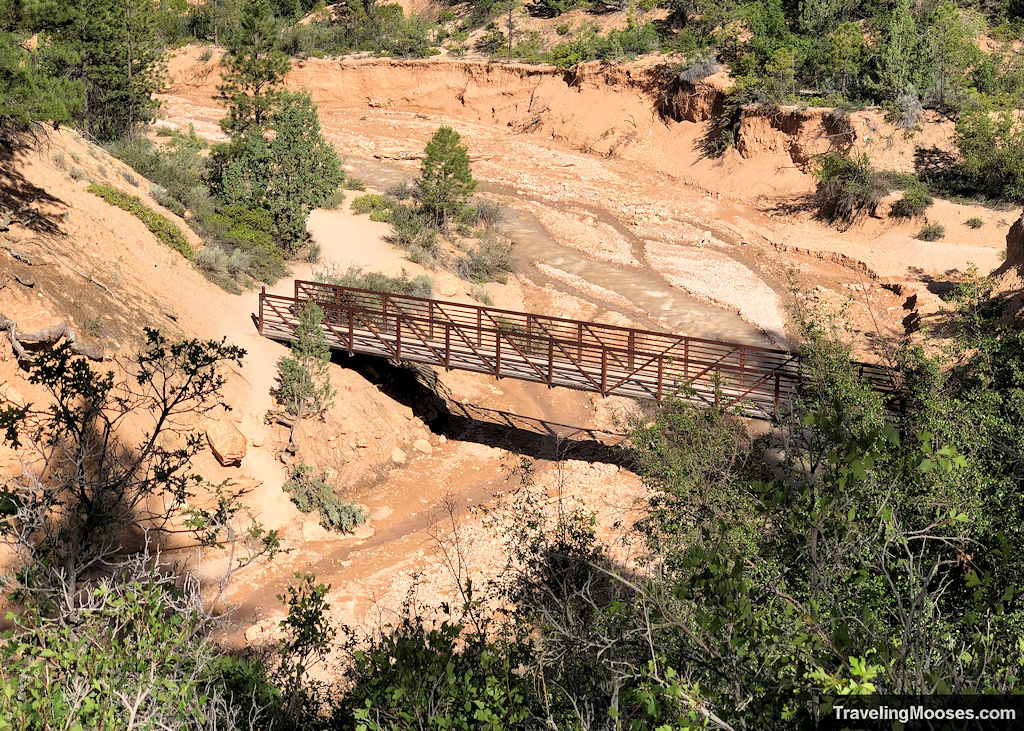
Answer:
391, 447, 407, 465
412, 438, 432, 455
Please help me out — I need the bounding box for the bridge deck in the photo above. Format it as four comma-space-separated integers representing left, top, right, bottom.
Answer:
258, 281, 898, 420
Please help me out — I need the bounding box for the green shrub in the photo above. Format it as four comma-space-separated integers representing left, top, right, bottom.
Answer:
556, 23, 570, 36
283, 462, 367, 533
88, 183, 194, 259
203, 205, 287, 283
890, 185, 934, 219
350, 193, 389, 215
813, 152, 889, 230
385, 203, 439, 264
344, 177, 367, 191
314, 264, 433, 297
193, 244, 252, 293
916, 222, 946, 241
456, 236, 514, 284
966, 216, 984, 229
470, 285, 493, 305
369, 208, 393, 223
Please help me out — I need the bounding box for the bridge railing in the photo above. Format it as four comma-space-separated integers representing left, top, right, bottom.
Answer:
256, 281, 900, 419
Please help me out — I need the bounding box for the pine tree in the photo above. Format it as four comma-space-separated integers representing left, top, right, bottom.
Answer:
274, 300, 336, 452
216, 91, 341, 251
877, 0, 920, 99
418, 126, 477, 227
28, 0, 163, 141
0, 29, 82, 144
217, 0, 290, 136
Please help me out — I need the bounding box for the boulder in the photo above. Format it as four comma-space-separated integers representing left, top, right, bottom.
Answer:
206, 420, 247, 466
412, 438, 432, 455
391, 447, 407, 465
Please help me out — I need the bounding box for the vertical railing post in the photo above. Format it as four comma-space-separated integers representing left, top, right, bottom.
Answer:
396, 315, 402, 358
577, 322, 583, 362
547, 338, 554, 386
348, 310, 354, 354
495, 333, 501, 377
477, 308, 482, 347
445, 323, 451, 368
258, 286, 265, 334
683, 338, 689, 382
656, 356, 664, 401
774, 372, 781, 414
428, 300, 434, 340
628, 330, 635, 371
601, 348, 607, 395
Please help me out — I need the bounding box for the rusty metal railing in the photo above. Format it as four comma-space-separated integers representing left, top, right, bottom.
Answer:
257, 281, 900, 420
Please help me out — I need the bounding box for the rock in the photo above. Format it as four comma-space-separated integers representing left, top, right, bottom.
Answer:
436, 277, 459, 298
391, 447, 407, 465
438, 434, 447, 444
206, 420, 247, 466
412, 438, 432, 455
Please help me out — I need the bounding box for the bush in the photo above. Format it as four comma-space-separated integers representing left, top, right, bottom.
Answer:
203, 205, 287, 283
890, 185, 934, 218
456, 236, 514, 284
344, 177, 367, 191
350, 193, 389, 215
314, 264, 433, 298
813, 152, 889, 230
385, 203, 439, 264
194, 245, 253, 292
966, 216, 984, 229
917, 222, 946, 241
678, 53, 722, 83
88, 184, 194, 259
955, 104, 1024, 202
283, 462, 367, 533
470, 200, 503, 229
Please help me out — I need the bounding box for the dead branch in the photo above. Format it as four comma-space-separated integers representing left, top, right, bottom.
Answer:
0, 314, 104, 362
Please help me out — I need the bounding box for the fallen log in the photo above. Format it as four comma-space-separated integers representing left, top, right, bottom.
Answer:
0, 314, 104, 362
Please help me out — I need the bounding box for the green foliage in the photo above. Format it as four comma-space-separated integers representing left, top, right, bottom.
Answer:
385, 201, 439, 263
279, 3, 443, 59
216, 91, 342, 252
547, 20, 659, 68
917, 221, 946, 240
813, 151, 889, 230
314, 263, 433, 297
87, 183, 194, 259
28, 0, 163, 141
217, 0, 291, 135
0, 29, 81, 144
966, 215, 984, 228
890, 183, 934, 218
0, 577, 243, 729
338, 607, 531, 729
955, 102, 1024, 202
203, 204, 287, 283
456, 236, 514, 283
350, 193, 389, 214
274, 298, 336, 427
418, 126, 477, 227
283, 462, 367, 532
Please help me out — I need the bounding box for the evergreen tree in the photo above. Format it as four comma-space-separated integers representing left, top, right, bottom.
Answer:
27, 0, 163, 141
924, 0, 981, 110
218, 0, 290, 135
0, 29, 81, 144
274, 299, 336, 452
877, 0, 921, 99
217, 91, 341, 251
418, 126, 477, 227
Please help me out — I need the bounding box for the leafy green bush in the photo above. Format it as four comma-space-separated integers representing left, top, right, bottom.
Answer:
350, 193, 389, 215
203, 205, 287, 283
88, 184, 194, 259
385, 203, 439, 264
314, 264, 433, 297
457, 236, 514, 283
283, 462, 367, 533
966, 216, 984, 229
917, 222, 946, 241
890, 184, 934, 218
955, 103, 1024, 202
548, 21, 659, 68
813, 152, 889, 230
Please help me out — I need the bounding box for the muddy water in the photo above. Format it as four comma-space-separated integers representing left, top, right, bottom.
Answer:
347, 157, 774, 348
